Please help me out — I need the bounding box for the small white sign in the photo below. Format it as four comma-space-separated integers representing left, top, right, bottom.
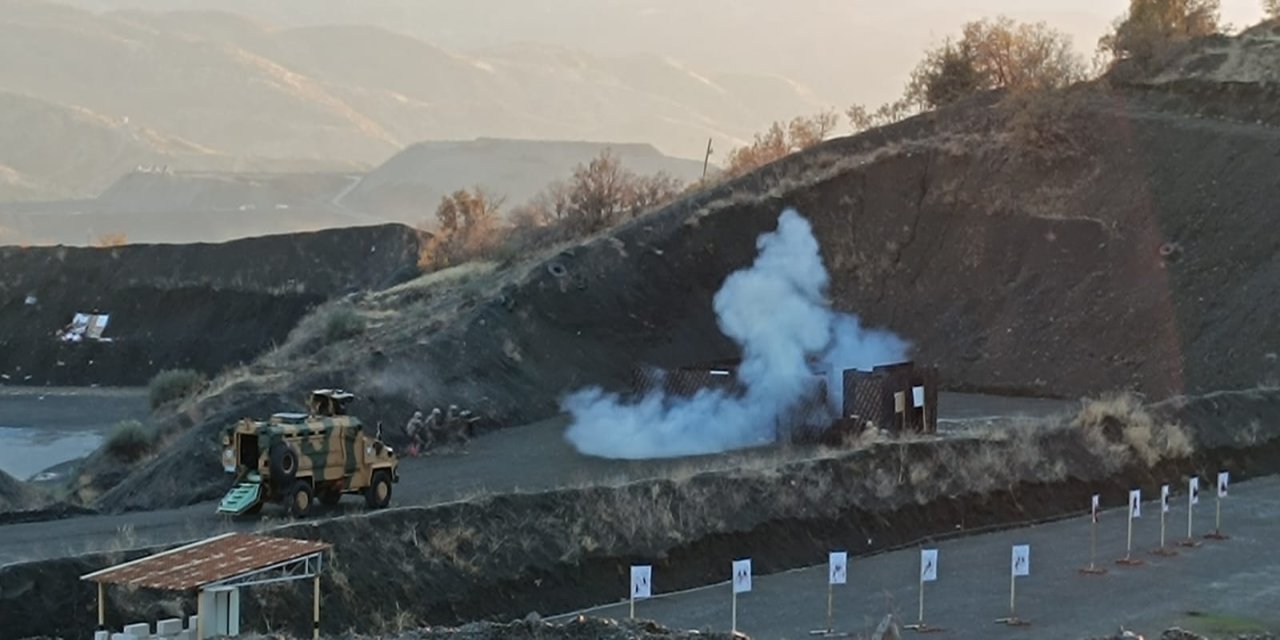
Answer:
1011, 545, 1030, 577
1161, 484, 1170, 513
920, 549, 938, 582
631, 565, 652, 599
1218, 471, 1229, 498
1090, 494, 1100, 523
1130, 488, 1142, 519
829, 551, 848, 585
1190, 476, 1200, 505
912, 385, 925, 408
733, 559, 752, 594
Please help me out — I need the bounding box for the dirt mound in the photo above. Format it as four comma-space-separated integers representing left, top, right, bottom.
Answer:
0, 224, 422, 386
243, 618, 735, 640
7, 388, 1280, 639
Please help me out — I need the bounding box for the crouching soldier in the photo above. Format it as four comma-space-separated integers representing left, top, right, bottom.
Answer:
404, 410, 425, 456
444, 404, 480, 445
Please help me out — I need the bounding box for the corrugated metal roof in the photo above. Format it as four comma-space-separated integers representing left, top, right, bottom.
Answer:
81, 533, 330, 591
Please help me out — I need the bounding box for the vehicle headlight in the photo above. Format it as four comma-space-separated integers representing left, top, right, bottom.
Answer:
365, 445, 376, 458
222, 448, 236, 472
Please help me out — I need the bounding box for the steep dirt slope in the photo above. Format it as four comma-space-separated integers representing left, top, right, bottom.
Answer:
0, 469, 48, 512
87, 30, 1280, 511
0, 224, 422, 386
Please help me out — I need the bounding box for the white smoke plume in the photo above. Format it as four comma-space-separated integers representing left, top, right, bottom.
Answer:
563, 209, 909, 459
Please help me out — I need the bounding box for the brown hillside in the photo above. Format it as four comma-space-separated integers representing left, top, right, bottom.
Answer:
1, 1, 825, 201
91, 28, 1280, 512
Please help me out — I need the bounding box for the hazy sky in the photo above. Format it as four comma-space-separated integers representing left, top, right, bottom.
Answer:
69, 0, 1268, 106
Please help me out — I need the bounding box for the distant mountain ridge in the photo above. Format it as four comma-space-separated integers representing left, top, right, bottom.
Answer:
343, 138, 711, 220
0, 0, 825, 202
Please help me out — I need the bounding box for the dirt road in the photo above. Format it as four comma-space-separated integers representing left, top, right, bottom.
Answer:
0, 391, 1074, 566
551, 477, 1280, 639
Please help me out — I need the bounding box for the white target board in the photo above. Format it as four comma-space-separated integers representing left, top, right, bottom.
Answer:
733, 559, 752, 593
1090, 494, 1100, 522
1190, 476, 1200, 505
1011, 545, 1030, 577
631, 565, 652, 599
1218, 471, 1230, 498
1129, 488, 1142, 518
920, 549, 938, 582
1161, 484, 1170, 513
829, 551, 848, 585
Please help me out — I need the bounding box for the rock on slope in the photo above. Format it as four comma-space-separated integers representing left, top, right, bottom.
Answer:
96, 27, 1280, 512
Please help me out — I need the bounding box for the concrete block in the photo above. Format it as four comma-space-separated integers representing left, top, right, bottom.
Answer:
156, 619, 183, 637
94, 631, 110, 640
123, 623, 150, 638
110, 634, 136, 640
187, 615, 198, 631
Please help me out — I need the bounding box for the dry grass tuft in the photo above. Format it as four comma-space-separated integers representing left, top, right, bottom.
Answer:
1071, 392, 1193, 468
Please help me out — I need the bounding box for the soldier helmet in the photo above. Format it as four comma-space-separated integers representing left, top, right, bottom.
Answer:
413, 411, 422, 418
431, 407, 442, 415
449, 404, 459, 411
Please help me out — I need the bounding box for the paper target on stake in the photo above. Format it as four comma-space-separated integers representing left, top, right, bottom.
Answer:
829, 551, 848, 585
1218, 471, 1229, 498
1190, 476, 1200, 505
732, 558, 752, 593
920, 549, 938, 582
1091, 494, 1100, 523
1130, 488, 1142, 518
1161, 484, 1170, 513
630, 565, 652, 599
1011, 545, 1030, 577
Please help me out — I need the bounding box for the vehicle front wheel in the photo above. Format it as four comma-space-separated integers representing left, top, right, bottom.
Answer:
287, 480, 314, 518
365, 470, 392, 509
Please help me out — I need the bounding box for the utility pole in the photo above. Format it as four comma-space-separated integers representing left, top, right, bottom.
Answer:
701, 137, 714, 182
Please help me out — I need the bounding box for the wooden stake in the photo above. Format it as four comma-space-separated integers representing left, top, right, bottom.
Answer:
826, 582, 833, 631
731, 588, 738, 635
1116, 506, 1144, 566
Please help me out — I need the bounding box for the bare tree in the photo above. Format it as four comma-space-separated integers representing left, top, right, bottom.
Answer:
904, 17, 1084, 110
723, 110, 840, 177
1099, 0, 1221, 65
419, 187, 504, 271
1264, 0, 1280, 19
518, 149, 686, 237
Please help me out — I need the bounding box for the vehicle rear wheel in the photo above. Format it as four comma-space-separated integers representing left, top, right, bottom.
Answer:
365, 470, 392, 509
287, 480, 314, 518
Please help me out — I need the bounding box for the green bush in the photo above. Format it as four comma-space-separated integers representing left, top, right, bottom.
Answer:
148, 368, 206, 409
105, 420, 156, 461
323, 305, 365, 344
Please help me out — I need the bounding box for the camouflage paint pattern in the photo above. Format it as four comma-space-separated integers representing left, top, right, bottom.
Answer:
223, 412, 397, 501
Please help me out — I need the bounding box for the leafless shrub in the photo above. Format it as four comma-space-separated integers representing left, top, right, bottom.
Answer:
1072, 392, 1193, 467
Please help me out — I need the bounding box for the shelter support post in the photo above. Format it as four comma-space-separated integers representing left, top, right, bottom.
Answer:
313, 574, 320, 640
97, 582, 105, 630
196, 588, 205, 640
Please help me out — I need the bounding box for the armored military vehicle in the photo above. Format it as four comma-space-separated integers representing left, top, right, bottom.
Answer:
217, 389, 399, 517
